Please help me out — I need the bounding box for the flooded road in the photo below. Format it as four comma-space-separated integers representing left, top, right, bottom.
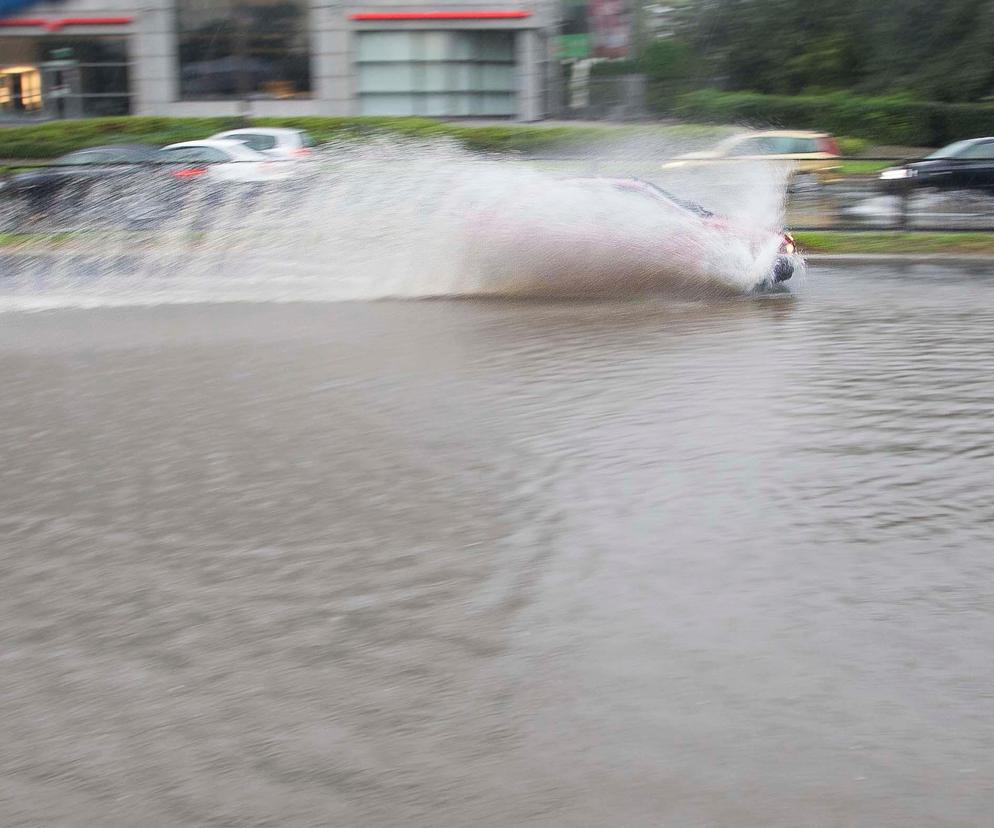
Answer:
1, 263, 992, 826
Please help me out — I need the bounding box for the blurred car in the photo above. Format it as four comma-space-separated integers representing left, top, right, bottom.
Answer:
473, 177, 799, 295
208, 128, 316, 160
878, 136, 994, 192
608, 179, 799, 285
0, 144, 158, 213
158, 140, 297, 183
661, 130, 842, 189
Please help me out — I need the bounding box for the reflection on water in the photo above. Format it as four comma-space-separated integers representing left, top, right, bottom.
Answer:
1, 264, 992, 826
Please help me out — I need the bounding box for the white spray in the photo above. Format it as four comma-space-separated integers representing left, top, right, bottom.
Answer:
0, 135, 792, 308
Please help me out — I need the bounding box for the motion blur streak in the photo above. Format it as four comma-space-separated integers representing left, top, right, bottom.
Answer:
0, 263, 992, 826
0, 138, 791, 308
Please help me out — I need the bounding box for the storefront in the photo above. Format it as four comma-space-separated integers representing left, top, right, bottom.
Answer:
0, 0, 556, 120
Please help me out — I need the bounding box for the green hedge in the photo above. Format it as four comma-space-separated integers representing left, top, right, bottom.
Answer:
674, 90, 994, 147
0, 117, 241, 160
0, 116, 622, 160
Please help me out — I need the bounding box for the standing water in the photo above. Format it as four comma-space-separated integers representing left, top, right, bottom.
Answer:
0, 142, 991, 826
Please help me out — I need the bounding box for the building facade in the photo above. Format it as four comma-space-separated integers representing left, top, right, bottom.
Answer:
0, 0, 557, 121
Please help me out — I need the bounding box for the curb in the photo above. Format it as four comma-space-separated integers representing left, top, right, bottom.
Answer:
805, 253, 994, 264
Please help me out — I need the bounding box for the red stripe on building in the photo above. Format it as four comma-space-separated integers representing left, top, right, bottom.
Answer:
350, 11, 531, 20
0, 16, 133, 31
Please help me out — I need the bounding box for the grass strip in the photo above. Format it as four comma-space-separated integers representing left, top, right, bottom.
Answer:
797, 231, 994, 255
836, 160, 894, 175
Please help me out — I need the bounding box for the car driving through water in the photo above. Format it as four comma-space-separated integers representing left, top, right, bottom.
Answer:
469, 177, 800, 297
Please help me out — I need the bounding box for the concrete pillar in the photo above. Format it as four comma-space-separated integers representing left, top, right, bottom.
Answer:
516, 28, 542, 122
133, 0, 178, 114
312, 2, 351, 115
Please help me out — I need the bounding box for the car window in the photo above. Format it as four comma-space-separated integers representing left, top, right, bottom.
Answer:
159, 148, 196, 163
765, 137, 819, 154
104, 148, 149, 164
728, 138, 774, 155
301, 133, 315, 148
233, 133, 278, 151
926, 139, 975, 159
56, 150, 108, 165
627, 182, 714, 218
727, 138, 774, 156
160, 147, 230, 164
960, 141, 994, 160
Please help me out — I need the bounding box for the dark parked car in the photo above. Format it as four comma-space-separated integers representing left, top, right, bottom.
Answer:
0, 144, 160, 217
879, 137, 994, 192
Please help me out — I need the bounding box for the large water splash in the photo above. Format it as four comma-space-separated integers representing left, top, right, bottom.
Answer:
0, 136, 793, 309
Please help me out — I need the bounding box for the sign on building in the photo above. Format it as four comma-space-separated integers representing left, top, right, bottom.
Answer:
588, 0, 632, 58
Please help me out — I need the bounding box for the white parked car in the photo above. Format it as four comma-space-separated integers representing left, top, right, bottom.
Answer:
158, 140, 297, 183
208, 128, 316, 160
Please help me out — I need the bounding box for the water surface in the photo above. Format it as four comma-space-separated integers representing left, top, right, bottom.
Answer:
1, 263, 992, 826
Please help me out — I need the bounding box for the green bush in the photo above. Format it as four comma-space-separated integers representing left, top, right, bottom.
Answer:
674, 89, 994, 147
0, 116, 241, 159
837, 136, 869, 156
590, 60, 640, 78
0, 116, 619, 160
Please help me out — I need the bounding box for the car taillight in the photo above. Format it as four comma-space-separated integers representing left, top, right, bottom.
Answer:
292, 147, 311, 157
817, 137, 840, 156
172, 166, 206, 179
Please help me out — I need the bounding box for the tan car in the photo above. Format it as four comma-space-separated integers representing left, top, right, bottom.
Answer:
661, 130, 842, 189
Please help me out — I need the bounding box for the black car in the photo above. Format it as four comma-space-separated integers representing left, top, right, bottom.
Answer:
0, 144, 160, 216
879, 136, 994, 192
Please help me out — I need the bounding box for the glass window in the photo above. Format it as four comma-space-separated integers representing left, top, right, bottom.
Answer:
422, 64, 451, 93
231, 132, 277, 151
477, 32, 514, 61
481, 64, 515, 92
57, 150, 107, 165
728, 138, 772, 156
358, 64, 418, 93
421, 32, 450, 61
356, 31, 518, 117
177, 0, 311, 100
961, 141, 994, 160
357, 32, 414, 62
926, 140, 974, 159
1, 37, 131, 118
768, 136, 813, 153
481, 93, 515, 115
160, 147, 230, 163
359, 94, 417, 116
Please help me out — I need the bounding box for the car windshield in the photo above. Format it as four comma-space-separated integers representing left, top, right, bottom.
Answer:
159, 147, 231, 164
231, 133, 278, 151
926, 140, 975, 159
56, 151, 107, 165
638, 182, 714, 217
